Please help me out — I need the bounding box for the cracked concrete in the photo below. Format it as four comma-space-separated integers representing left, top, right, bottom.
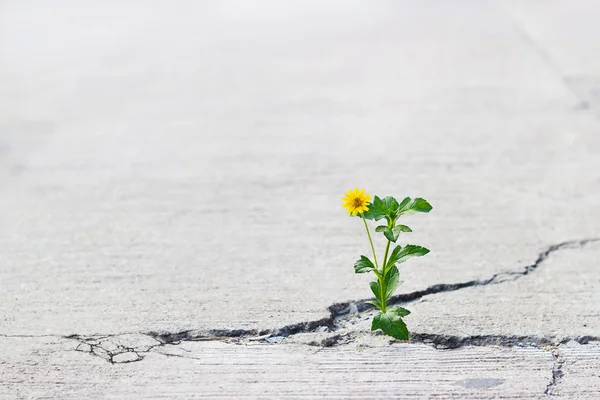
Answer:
406, 240, 600, 340
1, 337, 559, 399
37, 237, 592, 366
2, 239, 600, 395
555, 341, 600, 397
2, 0, 600, 398
3, 0, 600, 339
70, 333, 162, 364
544, 346, 565, 396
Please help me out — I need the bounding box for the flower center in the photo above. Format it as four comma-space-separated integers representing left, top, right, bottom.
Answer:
353, 198, 363, 208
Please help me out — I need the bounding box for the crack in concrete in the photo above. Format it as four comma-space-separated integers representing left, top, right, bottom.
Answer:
545, 347, 565, 396
67, 333, 164, 364
410, 333, 599, 350
3, 238, 598, 364
331, 238, 599, 317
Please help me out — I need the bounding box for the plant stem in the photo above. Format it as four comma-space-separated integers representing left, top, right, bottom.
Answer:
361, 214, 386, 313
378, 218, 395, 313
379, 240, 391, 313
361, 214, 378, 269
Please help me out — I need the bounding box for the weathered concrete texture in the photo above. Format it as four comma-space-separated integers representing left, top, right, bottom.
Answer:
406, 240, 600, 341
1, 0, 600, 337
0, 337, 555, 399
270, 239, 600, 351
555, 341, 600, 398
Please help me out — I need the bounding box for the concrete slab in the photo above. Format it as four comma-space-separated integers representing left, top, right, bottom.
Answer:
304, 241, 599, 348
555, 341, 600, 397
1, 0, 600, 338
405, 240, 600, 340
0, 337, 555, 399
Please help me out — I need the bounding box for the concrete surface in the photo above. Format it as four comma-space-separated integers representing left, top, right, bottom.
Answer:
1, 338, 555, 399
1, 0, 600, 398
408, 240, 600, 340
556, 341, 600, 397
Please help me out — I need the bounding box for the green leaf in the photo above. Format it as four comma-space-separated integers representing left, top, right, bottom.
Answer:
383, 265, 401, 300
371, 312, 382, 331
369, 281, 382, 302
354, 255, 375, 273
387, 306, 411, 317
364, 195, 430, 222
375, 225, 387, 232
383, 225, 412, 243
397, 196, 411, 210
381, 196, 400, 215
379, 310, 409, 340
365, 300, 382, 310
386, 245, 430, 271
397, 197, 432, 216
383, 228, 398, 243
362, 196, 388, 221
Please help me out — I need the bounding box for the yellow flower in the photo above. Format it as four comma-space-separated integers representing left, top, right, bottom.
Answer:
342, 188, 371, 216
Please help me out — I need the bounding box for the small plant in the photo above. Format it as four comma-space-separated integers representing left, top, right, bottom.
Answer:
342, 188, 432, 340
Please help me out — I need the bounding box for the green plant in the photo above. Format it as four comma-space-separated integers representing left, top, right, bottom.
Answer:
342, 189, 432, 340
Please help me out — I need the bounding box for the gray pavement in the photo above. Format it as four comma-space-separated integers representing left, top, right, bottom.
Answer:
1, 0, 600, 398
1, 338, 556, 399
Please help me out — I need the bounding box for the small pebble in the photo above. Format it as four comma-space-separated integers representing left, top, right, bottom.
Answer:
518, 342, 524, 347
265, 336, 285, 344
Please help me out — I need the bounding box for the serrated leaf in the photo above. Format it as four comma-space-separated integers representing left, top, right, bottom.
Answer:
371, 312, 382, 331
379, 311, 409, 340
383, 265, 400, 300
369, 281, 382, 302
365, 300, 382, 310
386, 244, 430, 271
397, 197, 432, 216
387, 306, 411, 317
354, 255, 375, 273
375, 225, 387, 232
